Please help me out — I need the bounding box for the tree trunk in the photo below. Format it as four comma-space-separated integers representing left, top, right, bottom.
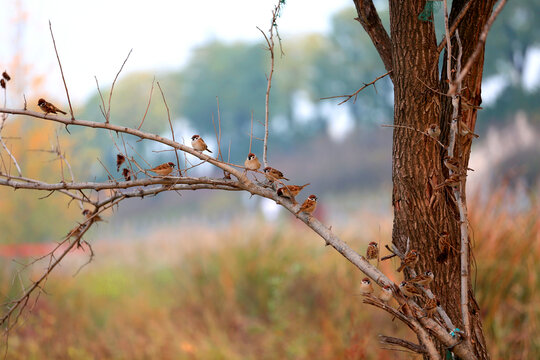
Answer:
355, 0, 497, 358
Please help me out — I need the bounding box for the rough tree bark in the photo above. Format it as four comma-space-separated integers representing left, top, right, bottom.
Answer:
355, 0, 497, 358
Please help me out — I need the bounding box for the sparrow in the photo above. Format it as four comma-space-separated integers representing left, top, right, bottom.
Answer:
366, 241, 379, 260
263, 167, 289, 182
66, 224, 85, 239
444, 173, 466, 188
397, 249, 419, 272
2, 71, 10, 81
82, 209, 103, 222
378, 285, 393, 303
459, 96, 482, 111
437, 231, 451, 263
423, 297, 439, 317
149, 162, 175, 176
37, 98, 67, 115
276, 183, 310, 203
399, 281, 424, 298
116, 154, 126, 172
122, 168, 132, 181
459, 121, 479, 138
409, 271, 434, 286
191, 135, 212, 153
359, 278, 374, 295
295, 194, 317, 215
426, 124, 441, 139
244, 153, 261, 171
443, 156, 460, 173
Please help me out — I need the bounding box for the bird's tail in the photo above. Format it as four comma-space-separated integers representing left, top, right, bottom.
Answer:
58, 109, 67, 115
207, 149, 213, 153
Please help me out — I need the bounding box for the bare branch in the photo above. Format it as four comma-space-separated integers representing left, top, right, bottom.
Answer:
49, 21, 74, 120
0, 137, 21, 176
449, 0, 508, 95
0, 108, 249, 185
106, 49, 133, 123
258, 0, 284, 168
436, 0, 473, 54
137, 77, 155, 130
321, 70, 392, 105
156, 82, 182, 175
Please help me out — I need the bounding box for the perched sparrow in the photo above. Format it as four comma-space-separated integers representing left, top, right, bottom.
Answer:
149, 162, 175, 176
122, 168, 132, 181
359, 278, 374, 295
191, 135, 212, 153
444, 173, 466, 188
397, 249, 419, 272
37, 98, 67, 115
443, 156, 460, 173
366, 241, 379, 260
66, 224, 84, 239
459, 96, 482, 111
276, 183, 310, 202
2, 71, 10, 81
295, 194, 317, 215
263, 166, 289, 182
409, 271, 434, 286
82, 209, 103, 222
459, 121, 479, 138
426, 124, 441, 139
378, 285, 393, 303
399, 281, 424, 298
116, 154, 126, 172
244, 153, 261, 171
437, 231, 451, 263
423, 297, 439, 317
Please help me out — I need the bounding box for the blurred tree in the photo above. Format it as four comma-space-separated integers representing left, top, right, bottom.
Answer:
178, 41, 267, 142
480, 0, 540, 127
310, 7, 393, 126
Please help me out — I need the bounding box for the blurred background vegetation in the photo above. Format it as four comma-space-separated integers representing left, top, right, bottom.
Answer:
0, 0, 539, 358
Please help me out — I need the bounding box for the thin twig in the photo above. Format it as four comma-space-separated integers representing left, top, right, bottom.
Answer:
0, 137, 21, 176
156, 82, 181, 175
249, 111, 254, 154
97, 158, 117, 182
49, 21, 74, 120
137, 77, 155, 130
257, 0, 284, 168
215, 97, 223, 161
321, 70, 392, 105
105, 49, 133, 123
94, 76, 107, 119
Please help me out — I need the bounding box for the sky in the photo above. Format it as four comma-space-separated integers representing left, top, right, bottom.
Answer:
0, 0, 351, 104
